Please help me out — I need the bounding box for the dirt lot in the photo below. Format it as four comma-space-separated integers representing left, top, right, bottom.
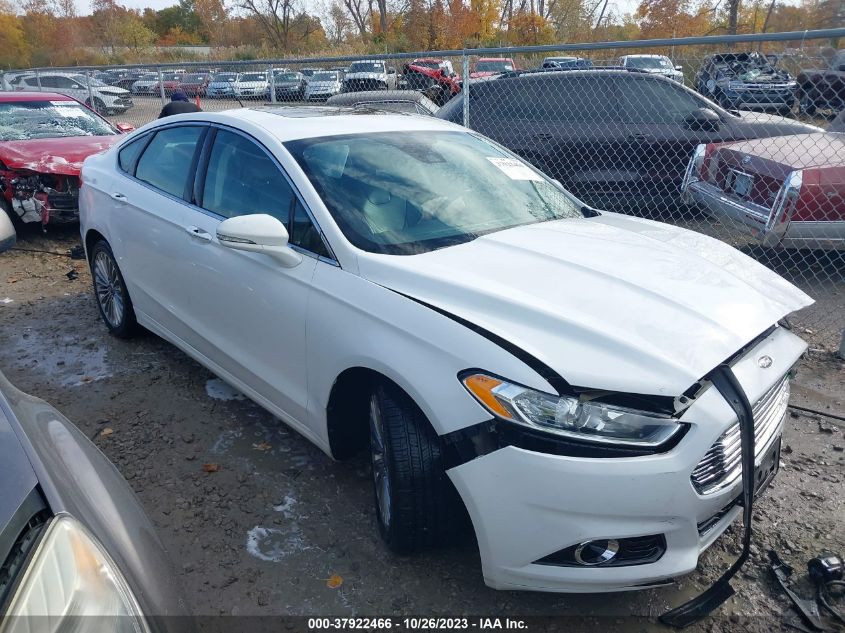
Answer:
0, 225, 843, 632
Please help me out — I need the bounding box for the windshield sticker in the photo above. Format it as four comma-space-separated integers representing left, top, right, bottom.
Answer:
487, 157, 542, 181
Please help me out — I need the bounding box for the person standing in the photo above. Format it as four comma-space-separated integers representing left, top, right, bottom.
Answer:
158, 91, 202, 118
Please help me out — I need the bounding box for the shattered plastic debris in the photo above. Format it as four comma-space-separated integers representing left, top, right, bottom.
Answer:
202, 463, 220, 473
205, 378, 245, 401
99, 427, 114, 437
0, 298, 13, 304
326, 574, 343, 589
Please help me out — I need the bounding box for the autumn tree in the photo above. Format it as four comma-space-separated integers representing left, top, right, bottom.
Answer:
0, 1, 30, 68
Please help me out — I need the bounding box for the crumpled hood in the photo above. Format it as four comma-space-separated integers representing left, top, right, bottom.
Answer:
358, 213, 813, 396
0, 135, 120, 176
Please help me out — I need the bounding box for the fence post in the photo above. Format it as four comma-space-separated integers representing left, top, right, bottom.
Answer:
85, 72, 95, 112
839, 329, 845, 360
269, 65, 276, 104
462, 52, 469, 127
35, 69, 42, 91
157, 68, 166, 106
0, 72, 5, 92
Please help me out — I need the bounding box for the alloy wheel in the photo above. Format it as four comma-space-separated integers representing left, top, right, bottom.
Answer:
93, 250, 125, 328
369, 394, 392, 528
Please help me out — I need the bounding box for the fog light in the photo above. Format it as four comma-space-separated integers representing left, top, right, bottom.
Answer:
574, 539, 619, 565
535, 534, 666, 567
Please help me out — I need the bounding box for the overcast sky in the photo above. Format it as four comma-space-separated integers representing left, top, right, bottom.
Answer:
73, 0, 645, 17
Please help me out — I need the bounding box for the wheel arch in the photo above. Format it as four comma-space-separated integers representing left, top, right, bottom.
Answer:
325, 365, 435, 461
84, 228, 107, 262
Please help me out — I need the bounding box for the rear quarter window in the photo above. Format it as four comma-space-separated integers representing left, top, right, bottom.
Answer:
117, 135, 148, 175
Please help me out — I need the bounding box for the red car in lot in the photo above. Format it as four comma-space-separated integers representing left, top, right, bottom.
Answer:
150, 73, 184, 96
179, 73, 211, 97
0, 92, 130, 235
401, 58, 462, 105
682, 109, 845, 250
470, 57, 517, 79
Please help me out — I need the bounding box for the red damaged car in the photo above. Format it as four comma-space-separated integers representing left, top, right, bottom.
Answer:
682, 109, 844, 250
470, 57, 517, 79
0, 92, 131, 236
401, 58, 462, 105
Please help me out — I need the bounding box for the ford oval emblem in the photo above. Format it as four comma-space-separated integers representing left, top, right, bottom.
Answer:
758, 355, 773, 369
742, 155, 752, 165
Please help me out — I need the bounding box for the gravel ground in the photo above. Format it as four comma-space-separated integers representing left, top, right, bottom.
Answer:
0, 225, 843, 632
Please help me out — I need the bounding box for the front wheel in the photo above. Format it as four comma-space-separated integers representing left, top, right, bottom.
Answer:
368, 383, 464, 554
90, 240, 138, 338
85, 97, 106, 114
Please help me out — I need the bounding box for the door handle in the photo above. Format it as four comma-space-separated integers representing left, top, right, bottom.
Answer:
185, 226, 213, 242
629, 133, 655, 141
111, 192, 127, 201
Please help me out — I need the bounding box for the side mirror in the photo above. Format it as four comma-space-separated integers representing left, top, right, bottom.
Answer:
684, 107, 721, 132
675, 65, 683, 71
0, 212, 16, 253
217, 214, 302, 267
115, 122, 134, 133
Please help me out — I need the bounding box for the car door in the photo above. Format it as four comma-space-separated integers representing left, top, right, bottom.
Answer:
109, 124, 208, 343
616, 75, 736, 200
180, 127, 329, 426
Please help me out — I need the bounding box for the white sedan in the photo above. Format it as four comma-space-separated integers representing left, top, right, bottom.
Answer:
79, 108, 812, 594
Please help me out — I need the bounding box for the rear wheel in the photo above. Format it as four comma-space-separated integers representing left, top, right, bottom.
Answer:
90, 240, 138, 338
368, 382, 464, 554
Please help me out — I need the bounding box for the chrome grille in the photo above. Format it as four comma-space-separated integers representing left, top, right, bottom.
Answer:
691, 377, 789, 495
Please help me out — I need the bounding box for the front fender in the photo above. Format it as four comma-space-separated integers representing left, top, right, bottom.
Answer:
305, 263, 556, 444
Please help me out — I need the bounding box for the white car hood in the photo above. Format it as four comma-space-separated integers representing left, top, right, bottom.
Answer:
358, 213, 812, 396
345, 72, 387, 81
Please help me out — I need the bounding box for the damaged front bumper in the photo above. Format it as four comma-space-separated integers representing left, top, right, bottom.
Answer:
3, 173, 80, 227
446, 325, 806, 594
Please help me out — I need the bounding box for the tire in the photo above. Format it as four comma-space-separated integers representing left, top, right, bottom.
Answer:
368, 382, 464, 554
90, 240, 138, 338
86, 97, 106, 114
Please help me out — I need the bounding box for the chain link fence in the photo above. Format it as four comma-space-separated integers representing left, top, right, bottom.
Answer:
3, 28, 844, 349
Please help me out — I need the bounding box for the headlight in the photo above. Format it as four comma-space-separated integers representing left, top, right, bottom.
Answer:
1, 515, 148, 633
727, 81, 748, 91
462, 373, 681, 448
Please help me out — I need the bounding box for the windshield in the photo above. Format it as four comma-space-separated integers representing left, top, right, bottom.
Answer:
0, 101, 116, 141
349, 62, 384, 73
212, 73, 236, 82
161, 74, 181, 81
183, 74, 206, 82
238, 73, 265, 82
286, 131, 586, 254
137, 74, 157, 81
413, 60, 441, 69
275, 73, 300, 81
627, 56, 671, 69
475, 60, 514, 72
312, 72, 338, 81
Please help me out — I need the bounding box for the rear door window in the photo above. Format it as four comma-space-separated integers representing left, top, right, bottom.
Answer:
135, 126, 204, 199
617, 77, 704, 124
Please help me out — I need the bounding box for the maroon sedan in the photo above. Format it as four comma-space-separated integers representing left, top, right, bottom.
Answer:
682, 109, 845, 250
179, 73, 210, 97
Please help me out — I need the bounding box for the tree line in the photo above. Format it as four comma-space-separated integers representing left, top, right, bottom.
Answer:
0, 0, 840, 69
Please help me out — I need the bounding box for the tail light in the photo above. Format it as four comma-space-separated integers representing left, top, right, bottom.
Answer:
766, 170, 802, 232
